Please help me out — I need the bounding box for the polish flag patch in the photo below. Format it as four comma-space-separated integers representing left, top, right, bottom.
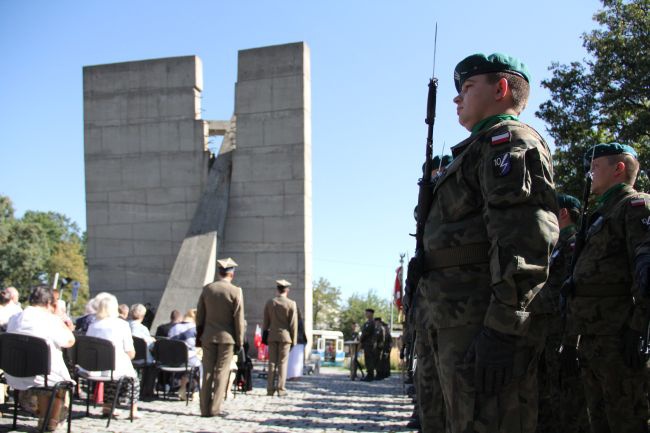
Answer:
631, 197, 646, 207
491, 132, 511, 145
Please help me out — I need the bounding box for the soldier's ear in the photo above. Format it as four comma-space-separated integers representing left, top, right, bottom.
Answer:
494, 77, 510, 101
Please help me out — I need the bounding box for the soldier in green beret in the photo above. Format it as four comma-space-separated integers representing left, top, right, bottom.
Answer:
530, 193, 589, 433
565, 142, 650, 433
416, 52, 558, 432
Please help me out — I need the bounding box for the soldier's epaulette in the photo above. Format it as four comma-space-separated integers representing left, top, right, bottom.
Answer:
490, 131, 511, 146
630, 197, 647, 207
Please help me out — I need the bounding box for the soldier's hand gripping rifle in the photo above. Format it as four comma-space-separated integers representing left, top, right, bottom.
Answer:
404, 25, 439, 377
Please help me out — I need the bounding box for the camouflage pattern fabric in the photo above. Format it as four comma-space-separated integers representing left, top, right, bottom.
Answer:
414, 296, 447, 433
418, 119, 558, 433
532, 226, 589, 433
580, 335, 648, 433
569, 184, 650, 336
568, 184, 650, 432
537, 334, 589, 433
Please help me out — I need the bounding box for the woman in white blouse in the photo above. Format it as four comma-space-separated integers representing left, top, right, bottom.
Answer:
6, 285, 75, 431
86, 294, 141, 418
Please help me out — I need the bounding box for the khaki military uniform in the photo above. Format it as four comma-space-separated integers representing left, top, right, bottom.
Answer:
360, 319, 377, 379
531, 225, 589, 433
568, 183, 650, 433
418, 119, 558, 433
263, 295, 298, 394
196, 277, 245, 417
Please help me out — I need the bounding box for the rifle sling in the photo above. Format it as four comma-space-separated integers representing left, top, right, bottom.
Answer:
424, 242, 490, 270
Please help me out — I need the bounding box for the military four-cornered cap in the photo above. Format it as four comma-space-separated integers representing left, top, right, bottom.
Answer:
276, 279, 292, 288
584, 142, 638, 164
216, 257, 238, 270
454, 53, 531, 92
365, 308, 375, 313
556, 193, 581, 211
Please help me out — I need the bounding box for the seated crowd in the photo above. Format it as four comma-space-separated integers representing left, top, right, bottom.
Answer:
0, 285, 203, 431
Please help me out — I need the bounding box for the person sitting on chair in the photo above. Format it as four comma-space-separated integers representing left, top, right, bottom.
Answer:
86, 294, 141, 419
5, 285, 75, 431
168, 308, 201, 401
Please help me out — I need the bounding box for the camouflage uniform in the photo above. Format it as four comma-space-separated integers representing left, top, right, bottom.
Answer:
568, 182, 650, 433
531, 225, 589, 433
360, 318, 377, 379
418, 118, 558, 433
415, 291, 447, 433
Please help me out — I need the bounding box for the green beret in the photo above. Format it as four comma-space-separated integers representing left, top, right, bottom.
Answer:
584, 142, 638, 166
557, 193, 581, 211
454, 53, 531, 92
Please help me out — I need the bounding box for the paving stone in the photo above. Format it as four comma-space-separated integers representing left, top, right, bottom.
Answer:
0, 367, 415, 433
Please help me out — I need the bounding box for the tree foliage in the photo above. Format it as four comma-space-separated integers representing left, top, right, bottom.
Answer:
312, 277, 342, 330
536, 0, 650, 197
339, 289, 391, 340
0, 195, 88, 314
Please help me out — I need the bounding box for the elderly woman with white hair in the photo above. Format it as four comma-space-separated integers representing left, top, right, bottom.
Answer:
129, 303, 156, 399
86, 294, 141, 418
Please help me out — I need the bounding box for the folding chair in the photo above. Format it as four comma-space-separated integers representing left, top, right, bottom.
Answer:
0, 333, 74, 433
74, 335, 135, 428
153, 338, 201, 406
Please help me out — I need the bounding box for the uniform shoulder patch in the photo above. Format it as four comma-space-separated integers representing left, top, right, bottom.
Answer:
630, 197, 647, 207
492, 152, 512, 177
491, 131, 511, 145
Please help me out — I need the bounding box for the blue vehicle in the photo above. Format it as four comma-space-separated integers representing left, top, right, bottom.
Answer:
311, 330, 345, 366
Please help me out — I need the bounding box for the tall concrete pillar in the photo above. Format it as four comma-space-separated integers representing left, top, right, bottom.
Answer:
83, 56, 209, 307
221, 42, 313, 345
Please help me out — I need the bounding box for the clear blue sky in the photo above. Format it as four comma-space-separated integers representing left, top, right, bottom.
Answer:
0, 0, 601, 302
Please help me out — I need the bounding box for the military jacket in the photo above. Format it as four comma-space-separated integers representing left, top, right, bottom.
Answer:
360, 319, 376, 347
420, 120, 559, 336
196, 278, 245, 346
569, 184, 650, 335
263, 295, 298, 344
530, 225, 577, 335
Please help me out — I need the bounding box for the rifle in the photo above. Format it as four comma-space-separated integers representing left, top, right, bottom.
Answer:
405, 23, 439, 379
558, 148, 594, 368
560, 149, 595, 308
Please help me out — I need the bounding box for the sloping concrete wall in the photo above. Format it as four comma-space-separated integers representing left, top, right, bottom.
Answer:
220, 42, 313, 345
83, 56, 209, 307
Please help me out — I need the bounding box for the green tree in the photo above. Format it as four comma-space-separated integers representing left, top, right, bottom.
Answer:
536, 0, 650, 197
312, 277, 342, 330
0, 195, 14, 223
47, 241, 89, 316
0, 220, 49, 290
0, 196, 88, 312
339, 289, 391, 340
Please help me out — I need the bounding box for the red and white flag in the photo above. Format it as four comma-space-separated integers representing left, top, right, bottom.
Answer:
254, 324, 262, 348
394, 265, 403, 310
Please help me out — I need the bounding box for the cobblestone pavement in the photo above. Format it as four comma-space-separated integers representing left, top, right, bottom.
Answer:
0, 367, 416, 433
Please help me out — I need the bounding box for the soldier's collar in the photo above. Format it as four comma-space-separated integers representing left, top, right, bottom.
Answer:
595, 183, 626, 208
559, 224, 577, 238
470, 114, 519, 136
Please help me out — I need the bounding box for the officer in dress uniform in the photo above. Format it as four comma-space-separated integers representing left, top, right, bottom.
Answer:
263, 279, 298, 396
196, 257, 245, 417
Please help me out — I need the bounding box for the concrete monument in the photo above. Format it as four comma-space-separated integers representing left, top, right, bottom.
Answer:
84, 42, 312, 344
